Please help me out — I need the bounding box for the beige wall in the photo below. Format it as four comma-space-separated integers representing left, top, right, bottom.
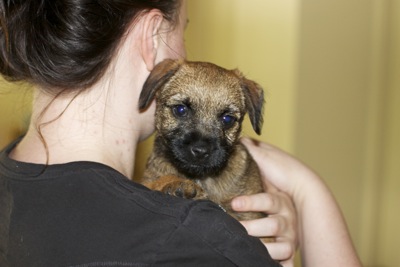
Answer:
376, 0, 400, 265
295, 0, 374, 263
0, 82, 31, 149
296, 1, 400, 266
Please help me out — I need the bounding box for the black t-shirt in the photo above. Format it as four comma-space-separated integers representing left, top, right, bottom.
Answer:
0, 140, 280, 267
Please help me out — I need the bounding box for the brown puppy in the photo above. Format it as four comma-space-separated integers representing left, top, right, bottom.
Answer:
139, 59, 266, 222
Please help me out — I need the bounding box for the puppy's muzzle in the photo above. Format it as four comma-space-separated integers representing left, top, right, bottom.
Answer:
180, 134, 218, 164
189, 139, 212, 160
168, 131, 230, 178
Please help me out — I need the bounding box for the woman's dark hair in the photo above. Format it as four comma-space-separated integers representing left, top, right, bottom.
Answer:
0, 0, 181, 93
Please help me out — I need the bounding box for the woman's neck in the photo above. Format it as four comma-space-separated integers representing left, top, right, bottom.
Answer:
8, 25, 158, 178
10, 65, 154, 179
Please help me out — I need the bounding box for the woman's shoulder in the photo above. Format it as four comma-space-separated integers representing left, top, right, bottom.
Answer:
4, 159, 279, 266
94, 168, 279, 266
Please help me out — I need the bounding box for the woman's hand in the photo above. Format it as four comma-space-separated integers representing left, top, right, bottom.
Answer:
236, 137, 362, 267
232, 190, 298, 267
231, 138, 300, 266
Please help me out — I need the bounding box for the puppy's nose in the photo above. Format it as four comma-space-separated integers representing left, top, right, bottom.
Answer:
190, 144, 210, 159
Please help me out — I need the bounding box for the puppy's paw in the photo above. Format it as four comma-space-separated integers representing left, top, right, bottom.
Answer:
162, 180, 208, 200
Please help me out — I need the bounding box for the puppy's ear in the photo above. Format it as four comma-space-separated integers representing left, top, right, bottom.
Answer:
234, 69, 264, 135
138, 59, 182, 111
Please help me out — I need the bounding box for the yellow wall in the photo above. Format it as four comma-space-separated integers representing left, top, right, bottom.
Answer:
0, 81, 31, 149
376, 0, 400, 265
295, 0, 374, 263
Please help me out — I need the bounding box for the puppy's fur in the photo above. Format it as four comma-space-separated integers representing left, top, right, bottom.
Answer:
139, 59, 266, 222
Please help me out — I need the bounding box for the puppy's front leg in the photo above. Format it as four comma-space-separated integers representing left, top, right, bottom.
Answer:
143, 175, 208, 200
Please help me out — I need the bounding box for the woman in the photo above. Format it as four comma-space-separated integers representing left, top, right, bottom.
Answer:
0, 0, 360, 266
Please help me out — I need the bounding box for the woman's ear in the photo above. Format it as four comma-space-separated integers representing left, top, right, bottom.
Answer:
140, 10, 164, 71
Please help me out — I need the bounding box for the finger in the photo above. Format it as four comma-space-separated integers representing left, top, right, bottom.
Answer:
240, 216, 283, 238
231, 193, 282, 214
264, 241, 295, 262
241, 136, 268, 149
241, 137, 290, 189
241, 137, 273, 159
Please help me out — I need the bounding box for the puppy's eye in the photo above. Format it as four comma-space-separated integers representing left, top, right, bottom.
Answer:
221, 114, 236, 128
172, 104, 188, 118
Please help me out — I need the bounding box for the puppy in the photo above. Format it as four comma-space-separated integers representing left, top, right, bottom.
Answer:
139, 59, 266, 222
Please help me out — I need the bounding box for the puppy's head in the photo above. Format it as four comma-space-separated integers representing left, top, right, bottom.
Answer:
139, 59, 264, 178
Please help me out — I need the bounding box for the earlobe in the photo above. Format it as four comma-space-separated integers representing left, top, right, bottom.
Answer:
140, 10, 164, 72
